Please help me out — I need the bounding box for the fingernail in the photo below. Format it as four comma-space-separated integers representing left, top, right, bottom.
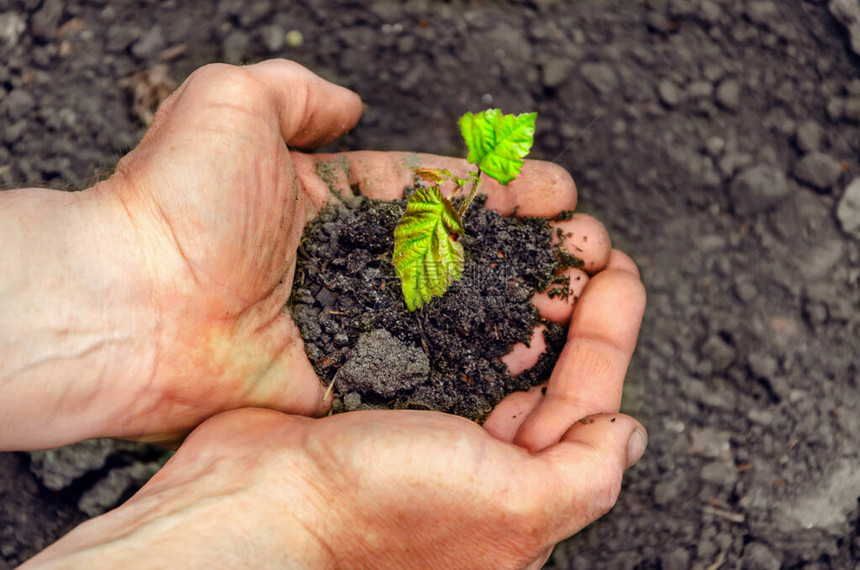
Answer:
626, 429, 647, 468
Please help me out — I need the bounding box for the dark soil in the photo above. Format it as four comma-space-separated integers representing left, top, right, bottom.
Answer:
2, 1, 860, 568
290, 192, 566, 421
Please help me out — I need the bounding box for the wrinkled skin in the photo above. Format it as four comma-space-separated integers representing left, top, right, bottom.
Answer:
2, 60, 647, 568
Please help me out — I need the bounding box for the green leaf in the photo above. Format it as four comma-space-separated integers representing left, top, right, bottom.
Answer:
458, 109, 537, 185
393, 185, 466, 311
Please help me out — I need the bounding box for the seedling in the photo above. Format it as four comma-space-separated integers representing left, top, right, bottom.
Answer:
393, 109, 537, 310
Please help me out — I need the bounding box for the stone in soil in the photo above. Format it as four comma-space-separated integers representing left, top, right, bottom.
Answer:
77, 461, 164, 517
729, 164, 791, 216
27, 439, 165, 492
793, 152, 842, 192
31, 0, 64, 41
830, 0, 860, 56
795, 120, 824, 153
715, 79, 741, 111
836, 177, 860, 236
333, 329, 430, 398
742, 542, 782, 570
580, 62, 619, 95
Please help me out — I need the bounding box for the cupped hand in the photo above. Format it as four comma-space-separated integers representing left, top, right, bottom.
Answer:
87, 60, 362, 442
23, 407, 647, 569
15, 59, 650, 566
79, 59, 642, 447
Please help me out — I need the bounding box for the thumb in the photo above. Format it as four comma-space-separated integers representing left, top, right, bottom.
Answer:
537, 413, 647, 542
241, 59, 363, 148
142, 59, 362, 151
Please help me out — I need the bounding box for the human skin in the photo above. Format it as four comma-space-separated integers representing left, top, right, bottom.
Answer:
1, 60, 647, 567
22, 408, 646, 570
0, 60, 643, 450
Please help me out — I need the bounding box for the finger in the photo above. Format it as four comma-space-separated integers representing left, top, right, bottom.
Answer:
501, 325, 547, 377
292, 151, 577, 219
514, 252, 645, 452
525, 547, 554, 570
551, 214, 611, 274
483, 384, 545, 443
242, 60, 363, 148
605, 248, 641, 278
140, 60, 362, 151
536, 413, 647, 542
530, 267, 590, 325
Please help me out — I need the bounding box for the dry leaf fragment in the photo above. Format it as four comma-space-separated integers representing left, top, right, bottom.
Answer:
123, 64, 176, 126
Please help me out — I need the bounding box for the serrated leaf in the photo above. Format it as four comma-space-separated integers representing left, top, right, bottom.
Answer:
458, 109, 537, 185
393, 185, 465, 311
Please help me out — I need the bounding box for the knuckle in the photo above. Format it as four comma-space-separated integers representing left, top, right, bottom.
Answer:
593, 475, 623, 516
187, 63, 271, 106
185, 62, 237, 85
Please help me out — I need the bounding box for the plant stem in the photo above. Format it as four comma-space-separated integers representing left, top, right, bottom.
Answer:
446, 182, 464, 201
457, 168, 482, 219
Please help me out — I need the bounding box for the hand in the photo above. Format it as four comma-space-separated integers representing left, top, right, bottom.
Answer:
21, 407, 648, 569
0, 60, 362, 448
96, 59, 626, 445
0, 59, 643, 449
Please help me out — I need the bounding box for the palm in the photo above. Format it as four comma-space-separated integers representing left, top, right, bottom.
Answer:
26, 407, 644, 568
94, 61, 644, 451
111, 407, 640, 569
104, 66, 343, 440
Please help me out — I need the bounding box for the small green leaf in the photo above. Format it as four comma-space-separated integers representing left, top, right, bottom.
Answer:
393, 185, 466, 311
458, 109, 537, 185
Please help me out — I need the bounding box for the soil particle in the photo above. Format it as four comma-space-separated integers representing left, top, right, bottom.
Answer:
660, 547, 691, 570
290, 193, 566, 421
28, 440, 128, 491
27, 440, 168, 494
0, 12, 27, 47
830, 0, 860, 55
0, 89, 35, 117
657, 79, 682, 108
742, 542, 782, 570
130, 26, 165, 61
4, 0, 860, 567
728, 164, 791, 216
837, 177, 860, 236
222, 29, 251, 64
31, 0, 63, 42
795, 119, 824, 153
715, 78, 741, 110
77, 461, 163, 517
540, 58, 572, 89
579, 62, 619, 95
333, 329, 430, 398
793, 151, 843, 192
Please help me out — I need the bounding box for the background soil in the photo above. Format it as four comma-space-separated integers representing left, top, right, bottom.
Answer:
1, 1, 859, 568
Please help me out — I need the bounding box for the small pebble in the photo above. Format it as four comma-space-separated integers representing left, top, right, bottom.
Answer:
715, 79, 741, 110
285, 29, 304, 47
794, 152, 842, 192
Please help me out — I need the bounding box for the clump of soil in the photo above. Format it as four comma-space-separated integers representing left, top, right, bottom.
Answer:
289, 191, 571, 422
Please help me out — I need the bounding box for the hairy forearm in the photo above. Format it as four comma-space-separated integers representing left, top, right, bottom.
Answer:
0, 186, 156, 450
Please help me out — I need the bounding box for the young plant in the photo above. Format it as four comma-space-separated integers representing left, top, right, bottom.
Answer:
393, 109, 537, 311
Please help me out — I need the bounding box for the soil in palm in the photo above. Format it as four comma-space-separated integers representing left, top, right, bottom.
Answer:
289, 191, 573, 421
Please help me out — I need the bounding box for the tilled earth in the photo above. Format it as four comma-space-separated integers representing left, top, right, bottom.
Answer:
2, 1, 859, 568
